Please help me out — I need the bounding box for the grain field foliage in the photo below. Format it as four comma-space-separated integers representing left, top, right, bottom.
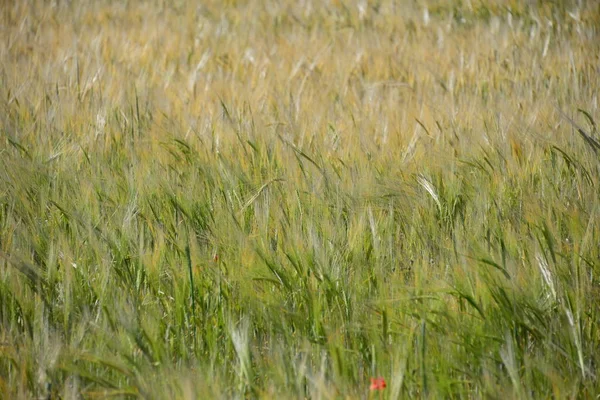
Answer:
1, 0, 599, 398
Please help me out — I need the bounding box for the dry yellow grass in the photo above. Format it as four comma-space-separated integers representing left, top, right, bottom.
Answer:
4, 1, 597, 161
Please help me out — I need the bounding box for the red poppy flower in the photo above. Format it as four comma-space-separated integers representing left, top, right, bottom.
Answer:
370, 377, 386, 390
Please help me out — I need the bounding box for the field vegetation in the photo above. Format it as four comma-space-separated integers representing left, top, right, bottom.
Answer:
1, 0, 600, 398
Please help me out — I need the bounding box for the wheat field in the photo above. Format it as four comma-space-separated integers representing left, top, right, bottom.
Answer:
1, 0, 600, 398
